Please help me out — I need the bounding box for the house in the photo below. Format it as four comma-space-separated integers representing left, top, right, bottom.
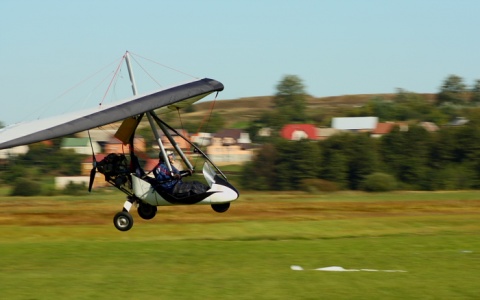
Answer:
420, 122, 439, 132
82, 154, 107, 176
104, 136, 146, 154
55, 176, 91, 190
150, 129, 191, 153
332, 117, 378, 132
61, 138, 101, 155
191, 132, 212, 147
258, 127, 272, 138
0, 145, 29, 159
371, 122, 396, 138
206, 129, 254, 165
281, 124, 318, 140
317, 128, 340, 140
55, 154, 109, 190
448, 117, 468, 126
77, 129, 117, 143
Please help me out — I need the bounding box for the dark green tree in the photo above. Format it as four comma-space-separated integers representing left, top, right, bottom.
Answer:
274, 139, 320, 190
240, 139, 320, 191
0, 164, 25, 184
380, 125, 432, 189
437, 75, 469, 105
344, 134, 378, 189
318, 145, 348, 188
451, 123, 480, 163
10, 178, 41, 196
240, 143, 278, 190
273, 75, 308, 124
318, 133, 377, 189
2, 143, 85, 187
429, 127, 456, 168
471, 79, 480, 104
353, 97, 396, 121
393, 89, 433, 121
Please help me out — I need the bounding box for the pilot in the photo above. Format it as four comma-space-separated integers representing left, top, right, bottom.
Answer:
153, 152, 181, 193
153, 151, 208, 197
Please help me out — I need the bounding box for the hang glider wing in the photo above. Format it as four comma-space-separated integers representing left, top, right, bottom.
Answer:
0, 78, 223, 150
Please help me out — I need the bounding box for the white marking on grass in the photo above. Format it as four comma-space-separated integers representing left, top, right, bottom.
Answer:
291, 265, 407, 272
315, 266, 359, 272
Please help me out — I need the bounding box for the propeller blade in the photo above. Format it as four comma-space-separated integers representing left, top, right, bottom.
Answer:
87, 130, 97, 192
88, 167, 96, 192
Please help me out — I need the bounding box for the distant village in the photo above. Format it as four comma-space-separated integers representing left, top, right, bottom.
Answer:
0, 115, 467, 190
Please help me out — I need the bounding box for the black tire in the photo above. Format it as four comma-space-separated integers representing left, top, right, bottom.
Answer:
113, 211, 134, 231
137, 202, 157, 220
211, 202, 230, 213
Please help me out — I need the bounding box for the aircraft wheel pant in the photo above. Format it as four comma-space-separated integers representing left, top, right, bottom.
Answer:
211, 202, 230, 213
113, 211, 134, 231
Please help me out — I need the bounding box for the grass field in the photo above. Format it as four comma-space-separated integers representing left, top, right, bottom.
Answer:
1, 190, 479, 299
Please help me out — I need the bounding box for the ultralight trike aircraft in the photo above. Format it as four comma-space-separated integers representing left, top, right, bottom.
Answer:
0, 52, 239, 231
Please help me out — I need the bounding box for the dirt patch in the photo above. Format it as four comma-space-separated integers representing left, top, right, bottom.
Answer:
1, 197, 479, 226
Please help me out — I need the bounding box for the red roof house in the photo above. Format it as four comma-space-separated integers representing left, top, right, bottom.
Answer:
281, 124, 318, 140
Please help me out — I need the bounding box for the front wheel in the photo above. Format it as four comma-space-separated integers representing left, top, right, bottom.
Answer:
113, 211, 134, 231
211, 202, 230, 213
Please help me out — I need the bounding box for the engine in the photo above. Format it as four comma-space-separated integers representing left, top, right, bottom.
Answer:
97, 153, 130, 187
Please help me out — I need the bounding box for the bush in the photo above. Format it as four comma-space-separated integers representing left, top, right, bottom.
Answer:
361, 172, 397, 192
300, 178, 340, 193
10, 178, 42, 196
63, 181, 87, 196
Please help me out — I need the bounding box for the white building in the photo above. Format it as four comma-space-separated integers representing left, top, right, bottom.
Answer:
332, 117, 378, 132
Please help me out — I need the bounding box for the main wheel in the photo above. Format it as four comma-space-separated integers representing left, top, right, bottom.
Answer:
113, 211, 134, 231
211, 202, 230, 213
137, 202, 157, 220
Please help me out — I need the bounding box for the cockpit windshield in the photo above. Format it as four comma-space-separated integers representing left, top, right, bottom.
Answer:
202, 161, 216, 187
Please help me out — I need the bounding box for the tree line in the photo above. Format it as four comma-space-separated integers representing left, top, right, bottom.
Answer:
0, 142, 85, 196
240, 122, 480, 191
241, 74, 480, 191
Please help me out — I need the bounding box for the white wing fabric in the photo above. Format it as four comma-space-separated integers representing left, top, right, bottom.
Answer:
0, 78, 223, 150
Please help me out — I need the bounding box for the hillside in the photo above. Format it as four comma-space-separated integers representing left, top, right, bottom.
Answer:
172, 93, 436, 129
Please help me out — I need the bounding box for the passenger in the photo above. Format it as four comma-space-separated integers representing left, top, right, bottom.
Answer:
153, 152, 209, 197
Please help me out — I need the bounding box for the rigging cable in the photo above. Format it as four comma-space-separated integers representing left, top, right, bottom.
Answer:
191, 91, 219, 170
99, 54, 126, 107
129, 54, 163, 88
29, 56, 123, 121
130, 52, 198, 79
176, 108, 185, 132
196, 91, 219, 133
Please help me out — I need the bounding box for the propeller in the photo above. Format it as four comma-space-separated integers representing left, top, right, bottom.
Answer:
88, 130, 97, 192
88, 157, 97, 192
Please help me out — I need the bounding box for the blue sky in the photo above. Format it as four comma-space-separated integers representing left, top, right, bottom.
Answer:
1, 0, 479, 125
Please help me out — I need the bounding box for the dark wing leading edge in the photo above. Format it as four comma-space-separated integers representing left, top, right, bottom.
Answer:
0, 78, 223, 150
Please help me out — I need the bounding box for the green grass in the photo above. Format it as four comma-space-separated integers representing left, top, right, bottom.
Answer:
1, 191, 480, 299
0, 185, 10, 196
